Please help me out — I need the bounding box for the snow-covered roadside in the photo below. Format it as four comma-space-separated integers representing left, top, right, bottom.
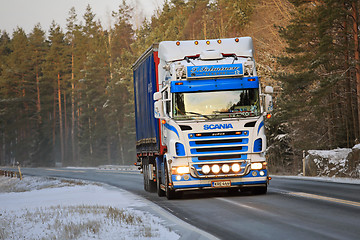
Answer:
0, 176, 179, 240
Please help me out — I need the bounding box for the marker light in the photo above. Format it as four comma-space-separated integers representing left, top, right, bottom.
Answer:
175, 82, 183, 85
251, 162, 263, 170
161, 120, 166, 124
206, 40, 210, 45
176, 41, 180, 46
232, 163, 241, 173
202, 165, 211, 174
235, 38, 239, 42
217, 39, 222, 44
222, 164, 230, 174
176, 166, 190, 174
266, 114, 272, 119
212, 165, 220, 174
194, 41, 199, 45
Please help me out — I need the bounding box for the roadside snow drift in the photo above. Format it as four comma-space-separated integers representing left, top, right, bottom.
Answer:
305, 144, 360, 178
0, 176, 179, 240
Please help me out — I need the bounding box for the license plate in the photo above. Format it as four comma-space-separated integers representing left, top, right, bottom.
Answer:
211, 180, 231, 188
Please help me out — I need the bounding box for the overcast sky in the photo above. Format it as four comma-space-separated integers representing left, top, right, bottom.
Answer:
0, 0, 164, 35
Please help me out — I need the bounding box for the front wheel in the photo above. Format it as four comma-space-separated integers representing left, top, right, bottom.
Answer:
164, 164, 178, 200
156, 162, 165, 197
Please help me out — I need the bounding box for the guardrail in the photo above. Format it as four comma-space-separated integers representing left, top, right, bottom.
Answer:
0, 162, 22, 180
98, 165, 139, 172
0, 169, 22, 179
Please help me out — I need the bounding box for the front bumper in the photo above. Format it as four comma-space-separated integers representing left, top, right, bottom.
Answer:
171, 169, 268, 191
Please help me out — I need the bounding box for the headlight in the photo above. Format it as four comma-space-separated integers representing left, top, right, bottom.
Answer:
176, 166, 190, 174
202, 165, 211, 174
222, 164, 230, 173
232, 163, 241, 173
251, 163, 263, 170
212, 165, 220, 174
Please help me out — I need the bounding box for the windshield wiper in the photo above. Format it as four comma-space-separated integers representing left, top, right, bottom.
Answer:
185, 111, 211, 120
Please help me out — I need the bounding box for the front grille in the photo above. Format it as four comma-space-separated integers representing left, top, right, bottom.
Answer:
191, 138, 247, 146
188, 130, 249, 155
197, 154, 245, 161
191, 146, 248, 154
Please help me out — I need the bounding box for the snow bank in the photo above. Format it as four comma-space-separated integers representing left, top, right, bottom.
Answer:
0, 176, 179, 240
305, 145, 360, 178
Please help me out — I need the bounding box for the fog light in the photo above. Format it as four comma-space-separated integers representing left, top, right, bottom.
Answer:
232, 163, 241, 173
202, 165, 211, 174
260, 171, 265, 176
222, 164, 230, 173
176, 175, 181, 181
212, 165, 220, 174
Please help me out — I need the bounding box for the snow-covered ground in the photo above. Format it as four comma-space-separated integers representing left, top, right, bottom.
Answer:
0, 176, 180, 240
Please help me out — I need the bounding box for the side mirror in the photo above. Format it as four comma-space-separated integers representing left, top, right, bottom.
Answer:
264, 86, 273, 94
265, 94, 273, 113
154, 100, 166, 119
153, 92, 162, 101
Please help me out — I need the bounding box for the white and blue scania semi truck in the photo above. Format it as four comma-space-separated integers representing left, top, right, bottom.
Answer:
133, 37, 273, 199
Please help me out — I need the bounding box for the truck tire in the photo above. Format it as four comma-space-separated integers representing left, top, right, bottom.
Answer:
143, 163, 149, 191
143, 157, 156, 192
156, 162, 165, 197
165, 164, 177, 200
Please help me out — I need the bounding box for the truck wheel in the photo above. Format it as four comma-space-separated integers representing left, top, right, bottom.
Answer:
165, 164, 177, 200
148, 179, 157, 192
143, 158, 156, 193
156, 162, 165, 197
143, 164, 149, 191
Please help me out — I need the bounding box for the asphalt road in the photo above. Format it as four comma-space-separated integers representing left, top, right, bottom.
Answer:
6, 167, 360, 240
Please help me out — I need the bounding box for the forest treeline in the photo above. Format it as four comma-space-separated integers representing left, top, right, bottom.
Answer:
269, 0, 360, 173
0, 0, 253, 167
1, 0, 360, 172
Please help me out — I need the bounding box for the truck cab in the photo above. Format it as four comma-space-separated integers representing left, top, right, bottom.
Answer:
133, 37, 273, 199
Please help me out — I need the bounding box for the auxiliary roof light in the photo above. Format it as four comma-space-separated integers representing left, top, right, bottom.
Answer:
266, 113, 272, 119
206, 40, 210, 45
176, 41, 181, 46
217, 39, 222, 44
222, 164, 230, 174
202, 165, 211, 174
161, 119, 166, 124
235, 38, 239, 43
194, 40, 199, 45
212, 165, 220, 174
232, 163, 241, 173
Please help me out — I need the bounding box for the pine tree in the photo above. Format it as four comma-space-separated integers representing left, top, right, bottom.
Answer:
43, 22, 69, 166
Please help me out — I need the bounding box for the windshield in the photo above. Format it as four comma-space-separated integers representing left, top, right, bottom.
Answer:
173, 89, 260, 120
